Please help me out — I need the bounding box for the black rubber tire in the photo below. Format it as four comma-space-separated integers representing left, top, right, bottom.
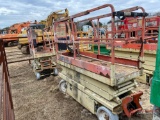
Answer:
149, 77, 153, 86
17, 44, 22, 49
7, 42, 13, 47
59, 80, 67, 94
97, 106, 119, 120
21, 46, 29, 54
53, 68, 58, 76
153, 106, 160, 119
35, 72, 41, 80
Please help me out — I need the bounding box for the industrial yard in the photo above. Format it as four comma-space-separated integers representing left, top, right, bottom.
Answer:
0, 1, 160, 120
7, 46, 97, 120
6, 46, 152, 120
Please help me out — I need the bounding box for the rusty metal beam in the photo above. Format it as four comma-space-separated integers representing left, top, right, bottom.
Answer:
0, 65, 3, 120
0, 39, 15, 120
76, 6, 140, 23
55, 4, 115, 22
7, 58, 33, 64
58, 54, 111, 77
80, 51, 139, 67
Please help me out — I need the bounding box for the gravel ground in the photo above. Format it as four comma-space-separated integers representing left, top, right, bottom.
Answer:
6, 46, 153, 120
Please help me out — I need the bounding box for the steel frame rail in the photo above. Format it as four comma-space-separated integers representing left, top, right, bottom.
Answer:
0, 39, 15, 120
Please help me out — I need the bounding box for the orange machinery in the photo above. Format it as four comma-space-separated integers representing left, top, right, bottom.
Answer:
0, 22, 30, 46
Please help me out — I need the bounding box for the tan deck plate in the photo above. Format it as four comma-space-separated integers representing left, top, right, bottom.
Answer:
77, 56, 139, 80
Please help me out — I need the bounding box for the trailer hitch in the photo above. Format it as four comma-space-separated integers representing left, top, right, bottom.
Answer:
122, 91, 143, 118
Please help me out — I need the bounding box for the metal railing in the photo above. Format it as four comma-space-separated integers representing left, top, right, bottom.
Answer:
0, 39, 15, 120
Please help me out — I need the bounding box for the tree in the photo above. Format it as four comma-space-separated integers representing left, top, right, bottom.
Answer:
86, 21, 103, 27
86, 21, 93, 27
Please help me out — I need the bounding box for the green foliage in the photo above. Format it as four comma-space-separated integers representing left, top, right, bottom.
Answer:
85, 21, 103, 27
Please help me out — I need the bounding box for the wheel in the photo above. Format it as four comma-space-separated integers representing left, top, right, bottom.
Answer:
35, 72, 41, 80
153, 106, 160, 120
30, 61, 34, 68
53, 68, 58, 76
59, 80, 67, 94
149, 77, 153, 86
97, 106, 119, 120
17, 44, 21, 49
21, 46, 29, 54
7, 42, 13, 47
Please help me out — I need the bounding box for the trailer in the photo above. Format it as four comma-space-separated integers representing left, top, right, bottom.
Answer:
53, 4, 148, 119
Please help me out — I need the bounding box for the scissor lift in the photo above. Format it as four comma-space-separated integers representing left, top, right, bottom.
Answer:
54, 4, 148, 120
27, 28, 57, 80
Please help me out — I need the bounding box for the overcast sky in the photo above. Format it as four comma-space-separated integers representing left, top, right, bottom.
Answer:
0, 0, 159, 28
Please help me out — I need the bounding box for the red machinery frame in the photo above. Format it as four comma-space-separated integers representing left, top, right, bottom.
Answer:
111, 16, 159, 51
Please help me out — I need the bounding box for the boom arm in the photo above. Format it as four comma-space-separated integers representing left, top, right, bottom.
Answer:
46, 9, 69, 28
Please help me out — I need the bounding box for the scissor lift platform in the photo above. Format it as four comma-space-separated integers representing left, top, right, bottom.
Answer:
58, 52, 139, 86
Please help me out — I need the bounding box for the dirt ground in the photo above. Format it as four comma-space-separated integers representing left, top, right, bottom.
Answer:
6, 46, 153, 120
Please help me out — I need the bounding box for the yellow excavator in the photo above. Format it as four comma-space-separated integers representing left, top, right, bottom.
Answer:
18, 9, 69, 54
45, 9, 69, 29
43, 9, 69, 45
45, 8, 91, 51
18, 21, 45, 54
